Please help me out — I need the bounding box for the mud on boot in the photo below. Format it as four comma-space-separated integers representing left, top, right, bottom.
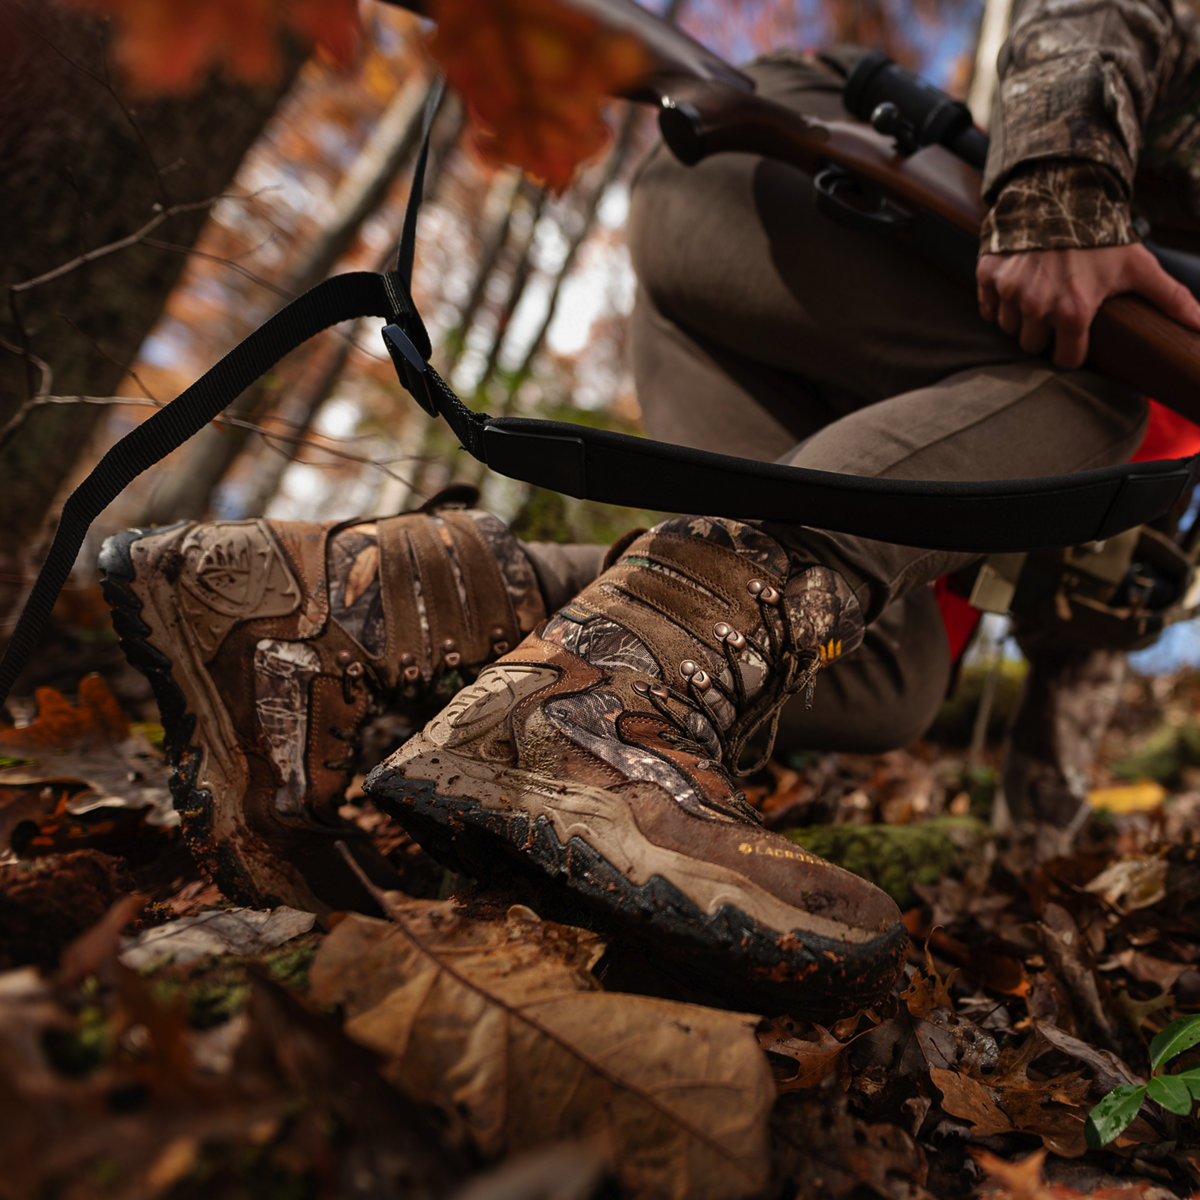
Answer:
366, 516, 908, 1017
100, 492, 546, 917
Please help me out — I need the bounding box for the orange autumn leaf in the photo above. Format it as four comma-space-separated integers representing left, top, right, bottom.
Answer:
0, 675, 129, 753
426, 0, 651, 190
60, 0, 362, 93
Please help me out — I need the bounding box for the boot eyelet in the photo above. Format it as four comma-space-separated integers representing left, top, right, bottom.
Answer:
714, 623, 746, 651
649, 684, 670, 699
444, 651, 462, 669
403, 665, 421, 684
679, 660, 699, 679
492, 641, 510, 656
344, 661, 365, 679
400, 652, 417, 667
690, 670, 711, 692
632, 680, 650, 695
335, 649, 354, 667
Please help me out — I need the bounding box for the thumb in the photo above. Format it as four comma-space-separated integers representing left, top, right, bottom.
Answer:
1126, 246, 1200, 330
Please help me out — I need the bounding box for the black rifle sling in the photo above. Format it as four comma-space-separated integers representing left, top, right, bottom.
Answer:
3, 88, 1200, 706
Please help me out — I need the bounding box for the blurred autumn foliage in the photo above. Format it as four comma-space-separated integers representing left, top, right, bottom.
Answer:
45, 0, 978, 540
60, 0, 364, 91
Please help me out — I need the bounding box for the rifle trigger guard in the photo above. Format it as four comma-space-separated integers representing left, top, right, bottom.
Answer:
813, 166, 912, 236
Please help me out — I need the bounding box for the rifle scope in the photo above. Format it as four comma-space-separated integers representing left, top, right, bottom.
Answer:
843, 50, 988, 169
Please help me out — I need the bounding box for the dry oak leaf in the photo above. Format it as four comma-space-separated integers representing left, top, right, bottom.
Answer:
0, 676, 173, 856
425, 0, 650, 190
59, 0, 361, 92
310, 901, 774, 1200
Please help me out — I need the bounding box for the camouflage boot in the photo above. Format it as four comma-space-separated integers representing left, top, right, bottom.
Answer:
99, 492, 546, 916
365, 517, 907, 1016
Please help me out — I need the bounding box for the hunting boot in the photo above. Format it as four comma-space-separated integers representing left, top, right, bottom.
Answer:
365, 516, 908, 1016
99, 491, 547, 916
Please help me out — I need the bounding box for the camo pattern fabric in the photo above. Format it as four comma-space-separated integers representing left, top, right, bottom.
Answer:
469, 511, 546, 635
327, 523, 387, 658
980, 0, 1200, 253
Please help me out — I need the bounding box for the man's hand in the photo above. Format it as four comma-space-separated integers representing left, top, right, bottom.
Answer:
976, 243, 1200, 369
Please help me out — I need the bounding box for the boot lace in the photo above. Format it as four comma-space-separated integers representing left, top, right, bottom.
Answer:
641, 585, 825, 801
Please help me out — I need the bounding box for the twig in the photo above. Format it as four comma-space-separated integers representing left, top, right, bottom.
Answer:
10, 192, 272, 294
0, 393, 423, 485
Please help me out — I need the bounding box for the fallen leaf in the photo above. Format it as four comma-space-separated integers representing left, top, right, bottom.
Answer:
0, 678, 174, 858
770, 1090, 929, 1198
1087, 781, 1168, 814
0, 676, 128, 752
425, 0, 650, 190
973, 1147, 1055, 1199
928, 1065, 1013, 1137
757, 1020, 846, 1091
310, 902, 773, 1200
1085, 855, 1170, 911
119, 906, 317, 970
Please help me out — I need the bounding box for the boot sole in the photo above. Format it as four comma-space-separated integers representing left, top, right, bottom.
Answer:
100, 527, 394, 916
367, 742, 907, 1018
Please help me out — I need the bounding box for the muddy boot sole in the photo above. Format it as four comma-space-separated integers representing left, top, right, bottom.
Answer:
366, 739, 907, 1018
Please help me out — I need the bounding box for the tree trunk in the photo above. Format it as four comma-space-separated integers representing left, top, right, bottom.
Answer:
966, 0, 1013, 126
0, 0, 299, 596
479, 186, 548, 385
439, 172, 524, 367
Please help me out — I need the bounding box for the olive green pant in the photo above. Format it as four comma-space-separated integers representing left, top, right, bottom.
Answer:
622, 53, 1147, 753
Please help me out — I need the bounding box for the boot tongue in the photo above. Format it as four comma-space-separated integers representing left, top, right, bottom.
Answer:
641, 516, 793, 578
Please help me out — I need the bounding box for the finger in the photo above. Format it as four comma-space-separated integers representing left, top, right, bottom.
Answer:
997, 297, 1022, 337
977, 281, 998, 323
1051, 320, 1089, 370
1128, 252, 1200, 330
1018, 316, 1053, 357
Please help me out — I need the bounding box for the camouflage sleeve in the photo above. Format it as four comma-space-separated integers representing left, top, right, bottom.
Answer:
979, 160, 1135, 252
980, 0, 1191, 252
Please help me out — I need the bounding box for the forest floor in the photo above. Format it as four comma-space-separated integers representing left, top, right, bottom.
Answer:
0, 590, 1198, 1200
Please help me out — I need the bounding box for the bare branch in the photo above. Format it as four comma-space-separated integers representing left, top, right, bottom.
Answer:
0, 393, 422, 486
9, 191, 274, 294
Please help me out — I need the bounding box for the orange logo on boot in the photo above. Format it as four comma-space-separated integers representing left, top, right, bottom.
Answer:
818, 638, 842, 665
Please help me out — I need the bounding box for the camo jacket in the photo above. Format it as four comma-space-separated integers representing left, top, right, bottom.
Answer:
980, 0, 1200, 254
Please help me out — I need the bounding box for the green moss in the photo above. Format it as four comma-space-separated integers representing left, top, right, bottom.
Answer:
784, 816, 992, 909
41, 1004, 113, 1076
147, 938, 319, 1030
1111, 722, 1200, 787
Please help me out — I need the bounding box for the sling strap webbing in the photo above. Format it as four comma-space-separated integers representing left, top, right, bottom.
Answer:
3, 86, 1199, 705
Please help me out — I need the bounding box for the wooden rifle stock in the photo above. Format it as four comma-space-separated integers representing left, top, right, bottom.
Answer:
655, 76, 1200, 432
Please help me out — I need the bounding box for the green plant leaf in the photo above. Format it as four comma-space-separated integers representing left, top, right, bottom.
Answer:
1176, 1065, 1200, 1101
1149, 1014, 1200, 1072
1147, 1073, 1194, 1116
1085, 1084, 1147, 1149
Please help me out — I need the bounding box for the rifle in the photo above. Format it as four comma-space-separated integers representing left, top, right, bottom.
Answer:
654, 57, 1200, 427
4, 0, 1200, 705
